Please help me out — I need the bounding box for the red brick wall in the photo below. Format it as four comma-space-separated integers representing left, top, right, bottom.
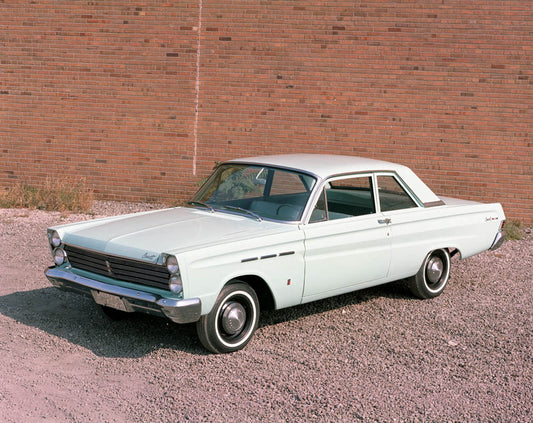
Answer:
1, 1, 531, 223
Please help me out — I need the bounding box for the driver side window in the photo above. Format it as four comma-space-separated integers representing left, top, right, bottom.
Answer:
310, 175, 376, 223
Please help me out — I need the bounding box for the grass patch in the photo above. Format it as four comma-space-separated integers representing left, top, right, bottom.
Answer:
0, 178, 94, 213
505, 220, 523, 241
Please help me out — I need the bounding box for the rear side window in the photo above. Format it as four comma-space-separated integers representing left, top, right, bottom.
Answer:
377, 175, 418, 211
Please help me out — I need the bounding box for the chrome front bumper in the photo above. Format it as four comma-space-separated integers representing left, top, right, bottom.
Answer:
489, 230, 507, 251
45, 267, 201, 324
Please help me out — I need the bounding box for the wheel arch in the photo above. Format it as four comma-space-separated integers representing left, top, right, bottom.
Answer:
448, 246, 461, 259
226, 274, 276, 312
419, 246, 460, 262
420, 246, 458, 268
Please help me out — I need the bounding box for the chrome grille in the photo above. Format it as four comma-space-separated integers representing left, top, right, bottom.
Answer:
64, 244, 170, 291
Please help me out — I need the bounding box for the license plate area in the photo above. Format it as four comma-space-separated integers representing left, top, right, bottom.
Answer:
91, 290, 128, 312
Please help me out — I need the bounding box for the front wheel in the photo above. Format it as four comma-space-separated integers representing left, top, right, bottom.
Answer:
407, 249, 451, 299
196, 282, 259, 354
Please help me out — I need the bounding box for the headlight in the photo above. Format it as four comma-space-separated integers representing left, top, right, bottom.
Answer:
169, 274, 183, 294
53, 248, 67, 266
48, 230, 62, 248
165, 255, 179, 274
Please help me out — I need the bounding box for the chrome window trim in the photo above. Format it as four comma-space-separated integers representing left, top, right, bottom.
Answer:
220, 161, 321, 182
374, 171, 424, 212
192, 162, 318, 224
302, 172, 377, 224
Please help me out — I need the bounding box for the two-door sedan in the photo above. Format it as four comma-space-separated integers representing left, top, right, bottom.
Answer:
45, 154, 506, 353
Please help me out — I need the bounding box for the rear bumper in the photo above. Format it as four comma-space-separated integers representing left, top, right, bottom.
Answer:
45, 266, 201, 324
489, 230, 507, 251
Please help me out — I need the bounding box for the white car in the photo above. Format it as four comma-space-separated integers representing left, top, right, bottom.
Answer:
45, 154, 506, 353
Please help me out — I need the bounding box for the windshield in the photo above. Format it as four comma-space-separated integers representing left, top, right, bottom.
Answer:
190, 164, 317, 222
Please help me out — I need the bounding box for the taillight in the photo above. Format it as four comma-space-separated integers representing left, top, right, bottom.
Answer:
499, 220, 506, 231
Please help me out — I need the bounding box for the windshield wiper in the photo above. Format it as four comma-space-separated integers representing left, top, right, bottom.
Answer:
221, 205, 262, 222
187, 201, 215, 213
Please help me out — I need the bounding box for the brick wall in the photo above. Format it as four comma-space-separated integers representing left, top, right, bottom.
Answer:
1, 1, 531, 223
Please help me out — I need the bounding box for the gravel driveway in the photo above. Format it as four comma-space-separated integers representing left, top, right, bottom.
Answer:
1, 203, 531, 422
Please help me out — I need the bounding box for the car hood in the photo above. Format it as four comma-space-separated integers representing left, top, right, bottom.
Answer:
57, 207, 293, 262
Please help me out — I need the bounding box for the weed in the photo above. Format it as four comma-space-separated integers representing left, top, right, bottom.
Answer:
0, 178, 94, 212
505, 220, 523, 241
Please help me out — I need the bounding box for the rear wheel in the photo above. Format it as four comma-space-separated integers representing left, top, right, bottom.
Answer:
408, 249, 451, 299
196, 282, 259, 354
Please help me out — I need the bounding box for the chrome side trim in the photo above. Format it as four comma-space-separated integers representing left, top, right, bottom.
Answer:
489, 231, 506, 251
241, 250, 296, 263
424, 200, 446, 207
241, 257, 258, 263
45, 267, 201, 324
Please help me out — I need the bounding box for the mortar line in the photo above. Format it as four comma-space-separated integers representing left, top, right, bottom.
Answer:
192, 0, 203, 176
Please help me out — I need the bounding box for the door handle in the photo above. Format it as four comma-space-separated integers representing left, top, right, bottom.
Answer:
378, 218, 391, 225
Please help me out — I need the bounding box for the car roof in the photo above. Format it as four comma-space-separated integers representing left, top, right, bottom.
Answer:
225, 153, 441, 205
226, 154, 403, 179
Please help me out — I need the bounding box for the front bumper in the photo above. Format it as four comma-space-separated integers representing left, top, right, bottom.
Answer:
45, 266, 201, 324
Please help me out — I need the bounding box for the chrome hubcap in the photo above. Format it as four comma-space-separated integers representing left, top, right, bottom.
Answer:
426, 257, 444, 284
221, 301, 246, 335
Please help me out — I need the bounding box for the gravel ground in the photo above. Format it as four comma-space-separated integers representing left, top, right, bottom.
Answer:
0, 202, 531, 422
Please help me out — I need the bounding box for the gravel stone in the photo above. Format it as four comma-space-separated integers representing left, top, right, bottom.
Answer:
0, 202, 531, 422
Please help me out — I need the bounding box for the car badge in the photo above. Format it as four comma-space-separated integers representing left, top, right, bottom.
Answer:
142, 252, 157, 260
105, 260, 112, 275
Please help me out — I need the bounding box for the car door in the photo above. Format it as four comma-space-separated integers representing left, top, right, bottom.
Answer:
302, 174, 391, 300
375, 172, 426, 279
